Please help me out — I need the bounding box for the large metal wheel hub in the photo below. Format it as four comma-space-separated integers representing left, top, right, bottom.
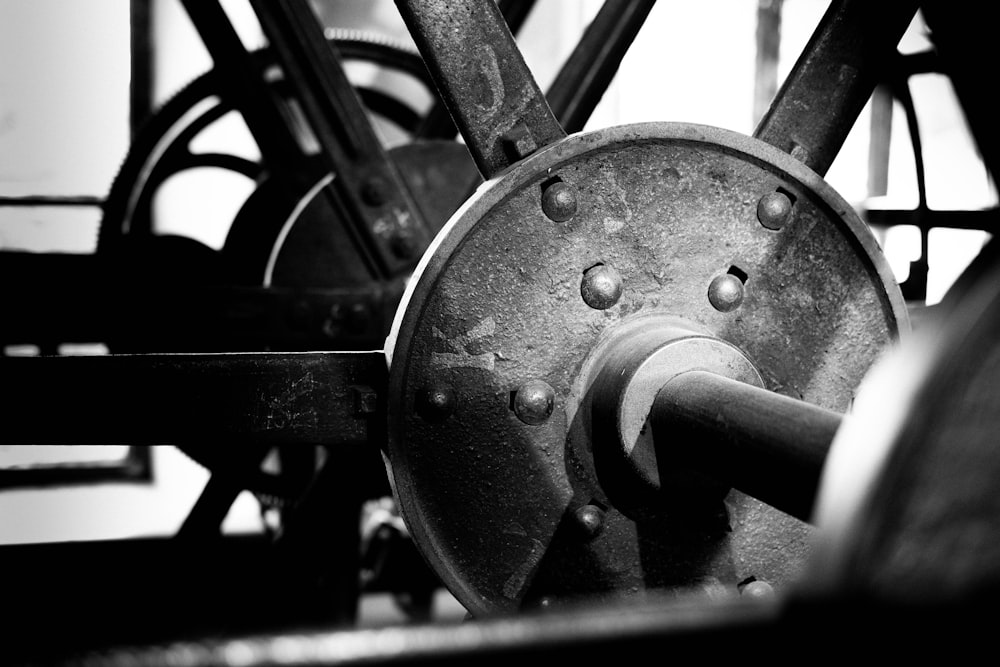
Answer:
385, 122, 907, 616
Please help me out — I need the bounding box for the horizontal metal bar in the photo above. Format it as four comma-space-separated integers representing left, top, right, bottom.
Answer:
0, 351, 387, 446
0, 195, 104, 207
0, 252, 402, 349
864, 207, 998, 232
652, 370, 840, 522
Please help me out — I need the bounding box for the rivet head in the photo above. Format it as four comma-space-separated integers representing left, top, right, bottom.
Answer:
513, 379, 555, 425
757, 191, 792, 230
361, 177, 390, 206
418, 383, 456, 421
741, 580, 775, 599
541, 182, 578, 222
352, 386, 378, 416
389, 230, 419, 260
581, 264, 623, 310
573, 504, 605, 539
708, 274, 744, 312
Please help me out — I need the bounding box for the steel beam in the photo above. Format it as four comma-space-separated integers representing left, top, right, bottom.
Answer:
0, 351, 387, 447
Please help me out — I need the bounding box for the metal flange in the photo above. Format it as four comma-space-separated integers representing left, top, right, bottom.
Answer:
385, 122, 908, 616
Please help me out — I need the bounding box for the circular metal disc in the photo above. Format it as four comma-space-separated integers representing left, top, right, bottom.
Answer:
385, 122, 907, 616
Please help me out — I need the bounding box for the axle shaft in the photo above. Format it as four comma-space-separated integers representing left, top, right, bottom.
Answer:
652, 370, 842, 522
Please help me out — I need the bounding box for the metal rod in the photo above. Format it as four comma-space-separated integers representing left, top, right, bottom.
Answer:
651, 370, 841, 522
753, 0, 918, 176
546, 0, 656, 134
395, 0, 566, 180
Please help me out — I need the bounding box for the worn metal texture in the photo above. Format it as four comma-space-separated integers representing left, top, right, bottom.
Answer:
386, 122, 907, 616
0, 351, 385, 446
753, 0, 919, 176
395, 0, 566, 179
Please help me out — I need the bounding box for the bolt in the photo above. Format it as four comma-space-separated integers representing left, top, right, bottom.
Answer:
741, 579, 775, 599
502, 122, 537, 161
351, 386, 378, 416
418, 383, 456, 421
757, 191, 793, 230
389, 230, 419, 260
708, 273, 744, 312
541, 181, 577, 222
512, 379, 555, 425
581, 264, 623, 310
573, 504, 605, 539
361, 177, 390, 206
790, 142, 810, 164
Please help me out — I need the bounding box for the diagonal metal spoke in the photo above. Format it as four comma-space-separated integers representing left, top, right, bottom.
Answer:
396, 0, 566, 180
250, 0, 432, 279
546, 0, 656, 134
415, 0, 540, 139
753, 0, 918, 176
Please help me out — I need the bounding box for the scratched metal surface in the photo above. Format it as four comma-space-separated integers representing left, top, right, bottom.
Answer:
385, 122, 907, 616
0, 351, 386, 447
396, 0, 565, 180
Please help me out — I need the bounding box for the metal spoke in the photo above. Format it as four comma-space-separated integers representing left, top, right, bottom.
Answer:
753, 0, 918, 176
546, 0, 656, 134
396, 0, 566, 180
250, 0, 432, 280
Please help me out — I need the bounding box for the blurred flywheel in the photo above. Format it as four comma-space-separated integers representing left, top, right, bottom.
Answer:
385, 122, 908, 616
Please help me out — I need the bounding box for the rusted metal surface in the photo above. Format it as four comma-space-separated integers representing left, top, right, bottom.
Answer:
395, 0, 566, 179
0, 351, 386, 446
753, 0, 919, 176
415, 0, 540, 140
385, 122, 906, 616
652, 370, 842, 522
